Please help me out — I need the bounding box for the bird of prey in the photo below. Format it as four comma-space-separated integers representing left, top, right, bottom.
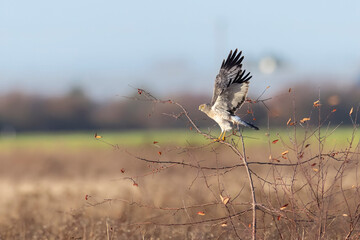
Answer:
199, 49, 259, 141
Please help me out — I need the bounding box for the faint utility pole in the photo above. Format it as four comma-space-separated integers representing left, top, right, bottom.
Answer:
213, 18, 228, 64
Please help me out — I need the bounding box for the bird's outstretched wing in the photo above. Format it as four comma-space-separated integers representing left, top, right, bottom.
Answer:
211, 49, 252, 114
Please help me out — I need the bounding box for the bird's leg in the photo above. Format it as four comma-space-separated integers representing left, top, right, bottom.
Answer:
213, 131, 224, 142
221, 131, 226, 141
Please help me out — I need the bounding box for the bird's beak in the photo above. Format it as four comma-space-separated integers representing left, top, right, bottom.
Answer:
198, 105, 202, 110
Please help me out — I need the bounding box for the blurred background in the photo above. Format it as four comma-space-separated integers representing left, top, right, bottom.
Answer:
1, 0, 360, 133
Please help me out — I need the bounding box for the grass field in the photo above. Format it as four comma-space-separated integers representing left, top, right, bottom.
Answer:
0, 127, 359, 239
0, 127, 358, 149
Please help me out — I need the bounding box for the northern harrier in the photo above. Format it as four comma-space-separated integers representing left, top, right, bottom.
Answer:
199, 49, 259, 141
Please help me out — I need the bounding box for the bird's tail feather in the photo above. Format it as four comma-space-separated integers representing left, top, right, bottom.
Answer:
231, 116, 259, 130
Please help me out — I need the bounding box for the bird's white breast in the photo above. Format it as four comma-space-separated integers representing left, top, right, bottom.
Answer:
209, 108, 232, 132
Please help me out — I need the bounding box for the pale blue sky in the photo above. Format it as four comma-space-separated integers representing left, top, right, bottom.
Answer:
1, 0, 360, 99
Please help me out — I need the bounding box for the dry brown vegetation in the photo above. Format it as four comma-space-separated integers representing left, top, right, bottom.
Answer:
0, 89, 359, 239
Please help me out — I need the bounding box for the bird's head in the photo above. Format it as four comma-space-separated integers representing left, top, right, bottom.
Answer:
198, 103, 211, 113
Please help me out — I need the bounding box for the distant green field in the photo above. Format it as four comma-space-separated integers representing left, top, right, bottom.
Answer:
0, 127, 358, 150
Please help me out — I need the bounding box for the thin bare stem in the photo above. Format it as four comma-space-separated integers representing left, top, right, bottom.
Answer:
239, 132, 257, 240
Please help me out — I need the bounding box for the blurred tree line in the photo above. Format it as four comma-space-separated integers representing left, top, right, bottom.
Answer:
0, 85, 359, 133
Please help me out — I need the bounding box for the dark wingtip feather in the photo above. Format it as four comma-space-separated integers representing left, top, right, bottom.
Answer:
232, 70, 252, 84
242, 71, 252, 82
221, 49, 252, 85
222, 49, 243, 69
228, 50, 233, 60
